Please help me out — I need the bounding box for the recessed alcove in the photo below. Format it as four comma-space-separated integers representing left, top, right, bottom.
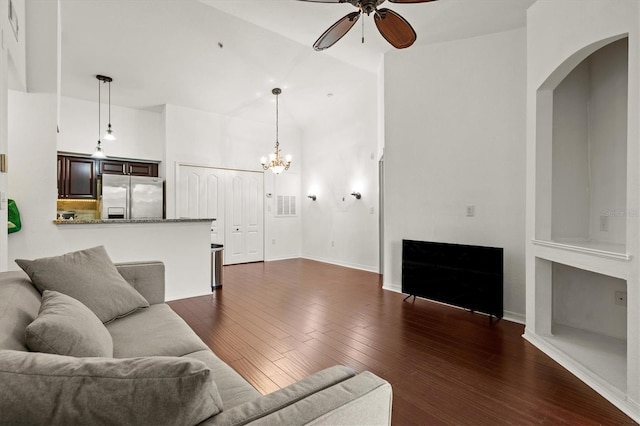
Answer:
544, 38, 628, 254
529, 33, 635, 413
551, 262, 627, 391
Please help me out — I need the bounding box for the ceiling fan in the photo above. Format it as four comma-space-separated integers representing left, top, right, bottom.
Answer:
299, 0, 437, 51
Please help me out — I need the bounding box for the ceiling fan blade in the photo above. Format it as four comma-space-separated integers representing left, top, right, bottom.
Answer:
388, 0, 437, 3
374, 8, 417, 49
313, 11, 360, 51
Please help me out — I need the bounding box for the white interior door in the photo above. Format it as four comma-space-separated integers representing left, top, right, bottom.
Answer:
176, 165, 224, 244
225, 170, 264, 264
177, 165, 263, 265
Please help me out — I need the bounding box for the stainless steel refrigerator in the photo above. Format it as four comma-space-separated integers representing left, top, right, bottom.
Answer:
101, 174, 164, 219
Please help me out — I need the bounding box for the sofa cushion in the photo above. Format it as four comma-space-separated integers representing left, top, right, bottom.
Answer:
26, 290, 113, 357
0, 271, 41, 351
185, 349, 261, 410
0, 349, 224, 426
15, 246, 149, 323
107, 304, 208, 358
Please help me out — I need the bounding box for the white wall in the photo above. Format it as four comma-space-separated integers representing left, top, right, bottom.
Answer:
0, 0, 28, 271
551, 39, 628, 244
301, 82, 379, 272
526, 0, 640, 416
58, 96, 164, 161
553, 263, 627, 340
383, 28, 527, 320
551, 60, 590, 240
7, 91, 212, 300
164, 103, 302, 260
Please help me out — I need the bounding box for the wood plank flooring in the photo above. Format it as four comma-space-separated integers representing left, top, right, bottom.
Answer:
167, 259, 636, 425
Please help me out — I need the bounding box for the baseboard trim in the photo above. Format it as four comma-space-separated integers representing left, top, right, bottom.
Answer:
264, 255, 300, 262
503, 310, 525, 325
523, 330, 640, 423
383, 281, 525, 325
382, 282, 402, 293
301, 255, 379, 274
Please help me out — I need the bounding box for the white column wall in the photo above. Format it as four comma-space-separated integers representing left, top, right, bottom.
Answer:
301, 82, 379, 273
525, 0, 640, 417
383, 28, 527, 321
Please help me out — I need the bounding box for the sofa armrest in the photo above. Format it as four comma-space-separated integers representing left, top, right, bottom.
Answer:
201, 366, 392, 426
115, 261, 165, 305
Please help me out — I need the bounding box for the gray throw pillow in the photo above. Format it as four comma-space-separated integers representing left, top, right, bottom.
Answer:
16, 246, 149, 323
0, 350, 224, 426
26, 290, 113, 357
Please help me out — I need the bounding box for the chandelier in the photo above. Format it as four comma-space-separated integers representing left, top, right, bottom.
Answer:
261, 88, 292, 175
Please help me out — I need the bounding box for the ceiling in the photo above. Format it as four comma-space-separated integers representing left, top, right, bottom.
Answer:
26, 0, 535, 128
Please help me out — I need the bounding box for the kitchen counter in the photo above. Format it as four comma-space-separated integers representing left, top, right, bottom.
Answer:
53, 218, 215, 225
47, 218, 215, 301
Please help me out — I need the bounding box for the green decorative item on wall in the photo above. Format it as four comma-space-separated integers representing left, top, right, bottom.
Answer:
8, 199, 21, 234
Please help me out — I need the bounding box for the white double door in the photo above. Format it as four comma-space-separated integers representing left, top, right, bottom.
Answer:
177, 165, 264, 265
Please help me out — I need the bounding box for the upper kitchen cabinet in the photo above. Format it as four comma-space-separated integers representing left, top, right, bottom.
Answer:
99, 159, 159, 177
58, 155, 97, 199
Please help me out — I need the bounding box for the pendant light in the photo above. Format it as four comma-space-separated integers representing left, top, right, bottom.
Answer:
260, 88, 292, 175
92, 76, 106, 158
98, 75, 116, 141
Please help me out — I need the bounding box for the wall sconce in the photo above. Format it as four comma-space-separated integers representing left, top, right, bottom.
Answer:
350, 191, 361, 200
307, 194, 317, 201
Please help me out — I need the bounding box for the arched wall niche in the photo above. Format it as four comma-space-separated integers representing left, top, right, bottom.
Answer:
535, 35, 629, 250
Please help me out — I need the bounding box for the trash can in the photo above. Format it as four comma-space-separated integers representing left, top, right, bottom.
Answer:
211, 244, 224, 291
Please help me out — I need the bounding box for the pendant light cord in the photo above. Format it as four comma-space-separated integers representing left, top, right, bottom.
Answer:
275, 92, 279, 152
98, 78, 101, 142
108, 81, 111, 126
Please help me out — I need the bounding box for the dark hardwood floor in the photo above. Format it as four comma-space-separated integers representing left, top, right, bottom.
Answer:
168, 259, 636, 425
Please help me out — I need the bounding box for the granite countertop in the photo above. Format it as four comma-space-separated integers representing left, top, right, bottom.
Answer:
53, 218, 215, 225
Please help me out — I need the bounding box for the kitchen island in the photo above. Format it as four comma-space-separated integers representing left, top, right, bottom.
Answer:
53, 218, 212, 225
49, 218, 215, 300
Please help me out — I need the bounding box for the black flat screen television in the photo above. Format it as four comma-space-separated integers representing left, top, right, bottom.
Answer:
402, 239, 503, 318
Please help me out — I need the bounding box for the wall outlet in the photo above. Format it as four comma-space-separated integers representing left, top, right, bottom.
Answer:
369, 206, 375, 214
600, 216, 609, 232
615, 291, 627, 307
271, 239, 276, 245
331, 241, 335, 247
466, 205, 475, 217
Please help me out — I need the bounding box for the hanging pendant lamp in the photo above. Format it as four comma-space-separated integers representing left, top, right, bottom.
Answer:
260, 88, 292, 175
92, 76, 106, 158
98, 75, 116, 141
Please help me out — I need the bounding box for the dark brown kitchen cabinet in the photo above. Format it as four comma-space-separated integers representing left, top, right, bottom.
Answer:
99, 160, 158, 177
58, 155, 97, 199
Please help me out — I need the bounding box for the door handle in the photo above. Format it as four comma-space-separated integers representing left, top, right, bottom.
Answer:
236, 228, 239, 232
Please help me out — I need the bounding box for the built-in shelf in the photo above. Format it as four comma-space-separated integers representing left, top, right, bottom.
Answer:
532, 239, 630, 261
529, 31, 636, 422
543, 324, 626, 393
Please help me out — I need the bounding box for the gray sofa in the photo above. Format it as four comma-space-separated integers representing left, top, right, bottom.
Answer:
0, 260, 393, 425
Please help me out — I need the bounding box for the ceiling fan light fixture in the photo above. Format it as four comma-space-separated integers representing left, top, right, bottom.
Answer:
301, 0, 434, 50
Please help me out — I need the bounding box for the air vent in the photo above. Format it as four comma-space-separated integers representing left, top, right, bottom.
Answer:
276, 195, 296, 217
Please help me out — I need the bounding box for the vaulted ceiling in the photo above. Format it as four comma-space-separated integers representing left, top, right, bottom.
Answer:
24, 0, 535, 128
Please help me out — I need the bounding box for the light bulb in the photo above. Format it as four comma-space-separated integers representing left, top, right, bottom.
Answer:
260, 157, 267, 165
103, 126, 116, 141
285, 154, 292, 163
92, 142, 106, 158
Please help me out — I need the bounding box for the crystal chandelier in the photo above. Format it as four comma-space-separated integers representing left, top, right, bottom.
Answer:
261, 88, 292, 175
